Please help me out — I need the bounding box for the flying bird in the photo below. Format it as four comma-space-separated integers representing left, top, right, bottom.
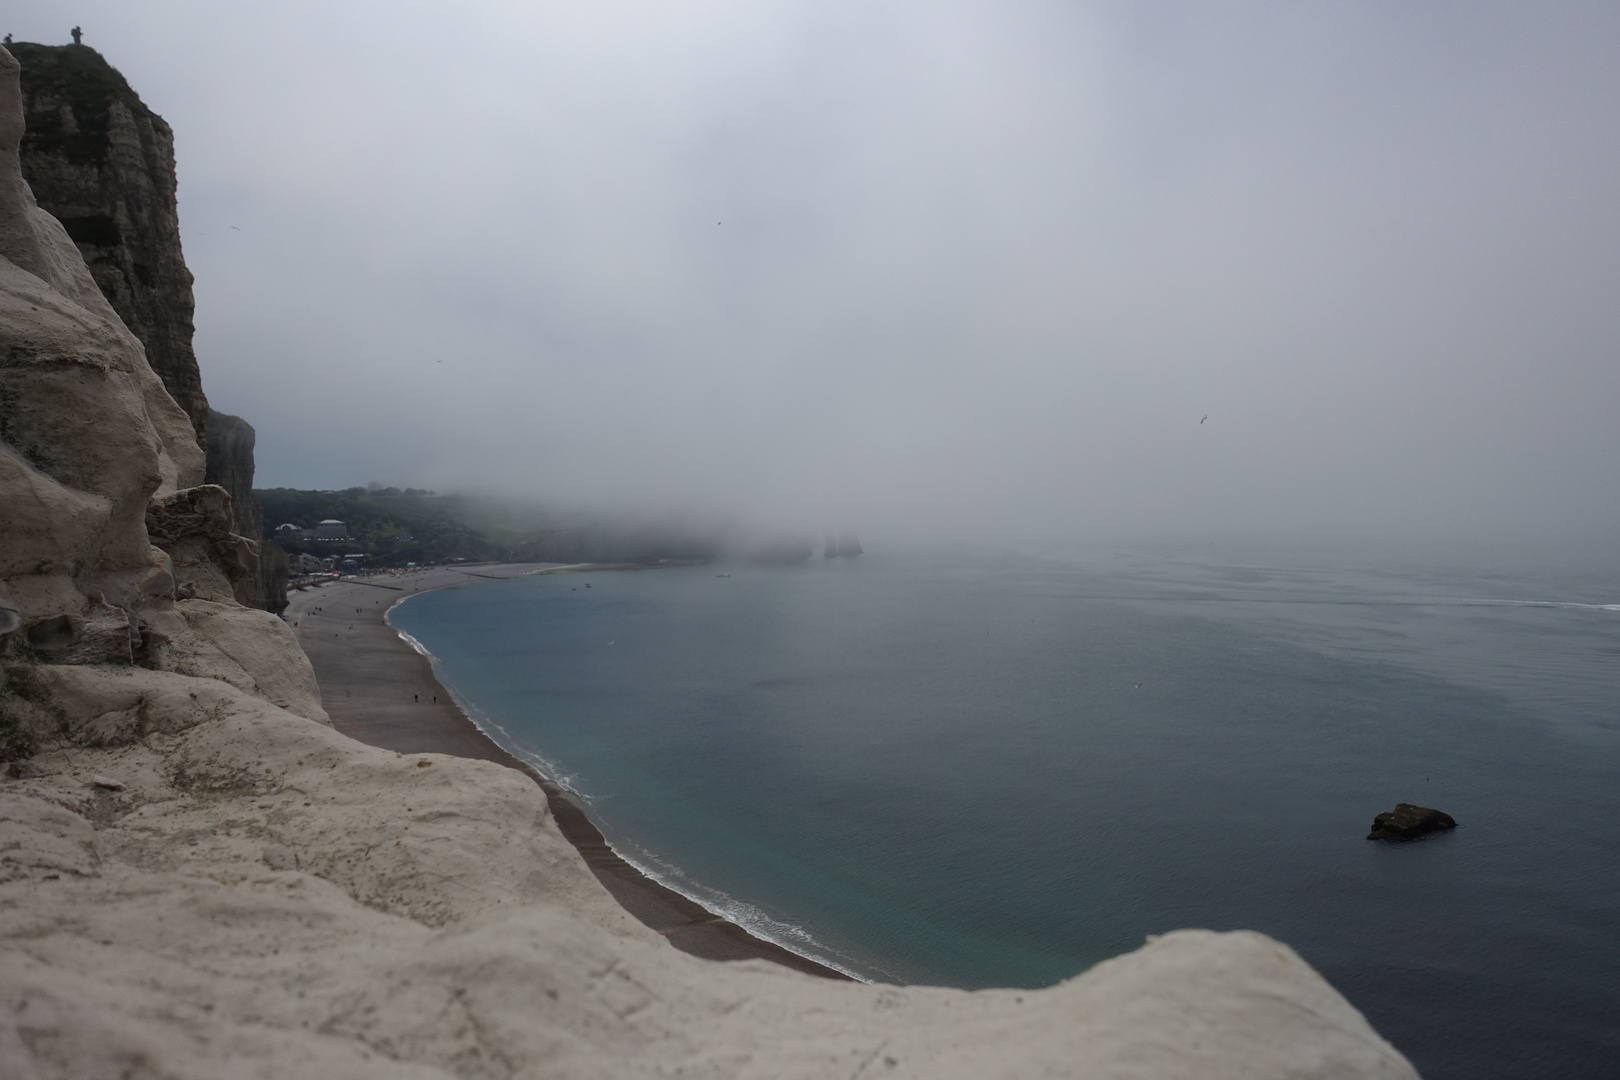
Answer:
1200, 415, 1208, 424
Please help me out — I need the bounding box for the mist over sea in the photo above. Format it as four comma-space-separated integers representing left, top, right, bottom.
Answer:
390, 545, 1620, 1080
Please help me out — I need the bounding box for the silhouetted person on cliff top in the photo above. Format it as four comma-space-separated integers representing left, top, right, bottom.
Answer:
70, 27, 82, 45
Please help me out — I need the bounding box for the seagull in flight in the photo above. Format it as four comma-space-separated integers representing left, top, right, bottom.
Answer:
1200, 415, 1208, 424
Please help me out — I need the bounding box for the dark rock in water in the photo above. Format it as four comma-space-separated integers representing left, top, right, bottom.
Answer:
1368, 803, 1457, 841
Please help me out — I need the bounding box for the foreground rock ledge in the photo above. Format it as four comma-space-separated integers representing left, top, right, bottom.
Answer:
0, 664, 1418, 1080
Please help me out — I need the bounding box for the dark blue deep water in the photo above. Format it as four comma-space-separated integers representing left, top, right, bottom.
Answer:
389, 546, 1620, 1079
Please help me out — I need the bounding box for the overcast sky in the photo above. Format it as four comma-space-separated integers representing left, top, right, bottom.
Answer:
9, 2, 1620, 545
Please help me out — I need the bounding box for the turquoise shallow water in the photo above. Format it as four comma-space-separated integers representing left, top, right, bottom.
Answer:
389, 546, 1620, 1079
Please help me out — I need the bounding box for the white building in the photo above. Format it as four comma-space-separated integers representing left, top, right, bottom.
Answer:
273, 522, 308, 541
313, 519, 348, 540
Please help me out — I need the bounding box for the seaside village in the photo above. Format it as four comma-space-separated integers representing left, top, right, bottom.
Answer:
275, 519, 356, 574
273, 518, 394, 576
0, 34, 1443, 1080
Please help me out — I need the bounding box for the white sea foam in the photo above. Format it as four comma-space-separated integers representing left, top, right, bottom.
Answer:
444, 692, 874, 979
1449, 599, 1620, 612
393, 627, 435, 658
388, 609, 588, 792
1100, 593, 1620, 612
391, 598, 869, 975
600, 837, 880, 983
466, 713, 870, 978
384, 602, 850, 973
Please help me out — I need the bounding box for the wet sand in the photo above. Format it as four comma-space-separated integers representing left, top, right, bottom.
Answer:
284, 564, 850, 980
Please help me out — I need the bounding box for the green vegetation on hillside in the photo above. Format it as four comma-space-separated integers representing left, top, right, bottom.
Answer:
256, 487, 725, 568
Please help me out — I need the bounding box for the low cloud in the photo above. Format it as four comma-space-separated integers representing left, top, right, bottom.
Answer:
11, 0, 1620, 544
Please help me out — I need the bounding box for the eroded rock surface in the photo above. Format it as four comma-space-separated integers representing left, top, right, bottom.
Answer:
0, 42, 324, 721
13, 44, 290, 615
1, 53, 201, 636
10, 41, 207, 446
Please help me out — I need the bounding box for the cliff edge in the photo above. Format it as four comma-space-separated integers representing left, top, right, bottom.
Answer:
12, 42, 288, 614
0, 44, 1418, 1079
7, 41, 206, 446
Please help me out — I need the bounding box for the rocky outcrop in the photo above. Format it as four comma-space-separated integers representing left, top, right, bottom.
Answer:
1369, 803, 1457, 841
1, 50, 200, 614
0, 663, 1420, 1080
202, 410, 258, 533
145, 483, 258, 598
0, 44, 1419, 1078
205, 408, 289, 613
13, 43, 290, 615
9, 42, 206, 446
0, 43, 321, 721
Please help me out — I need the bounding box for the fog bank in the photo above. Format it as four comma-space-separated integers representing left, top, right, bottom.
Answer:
8, 1, 1619, 544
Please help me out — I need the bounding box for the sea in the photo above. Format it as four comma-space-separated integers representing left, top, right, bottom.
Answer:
387, 543, 1620, 1079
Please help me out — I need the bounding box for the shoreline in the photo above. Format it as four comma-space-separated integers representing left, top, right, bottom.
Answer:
284, 562, 854, 981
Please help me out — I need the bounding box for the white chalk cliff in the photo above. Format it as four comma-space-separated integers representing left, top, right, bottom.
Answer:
0, 46, 1419, 1079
